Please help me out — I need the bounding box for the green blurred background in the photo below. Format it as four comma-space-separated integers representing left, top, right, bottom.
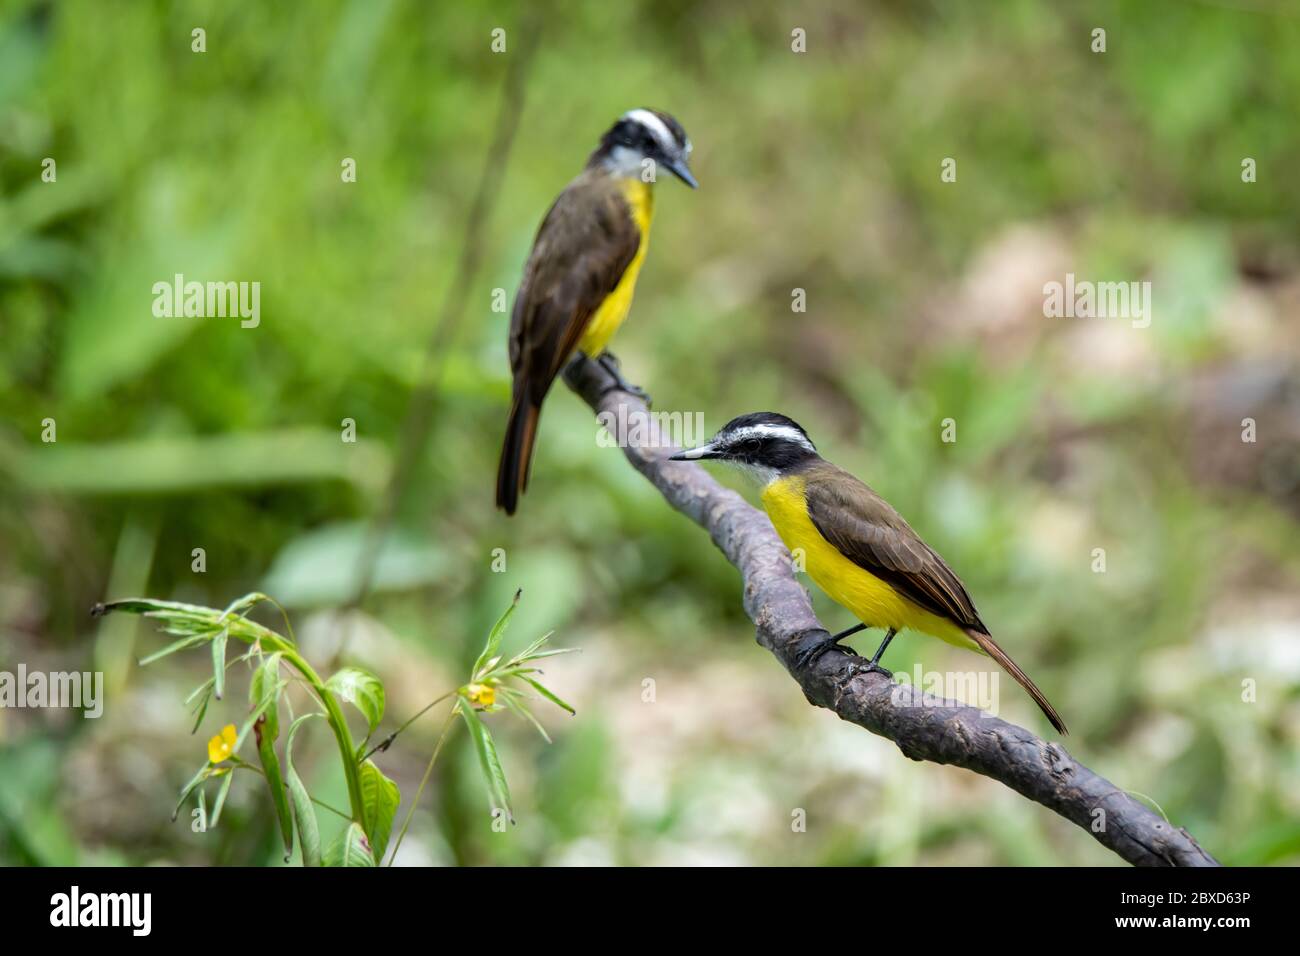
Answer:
2, 0, 1298, 866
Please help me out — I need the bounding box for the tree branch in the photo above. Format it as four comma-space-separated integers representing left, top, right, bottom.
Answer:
564, 357, 1219, 867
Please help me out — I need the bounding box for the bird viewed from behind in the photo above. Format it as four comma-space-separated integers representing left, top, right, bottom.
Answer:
672, 412, 1068, 734
497, 108, 697, 515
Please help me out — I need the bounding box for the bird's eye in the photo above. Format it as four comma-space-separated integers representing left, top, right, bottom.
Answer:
745, 439, 762, 452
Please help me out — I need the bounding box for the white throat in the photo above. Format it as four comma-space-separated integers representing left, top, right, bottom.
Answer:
735, 461, 780, 487
603, 145, 650, 179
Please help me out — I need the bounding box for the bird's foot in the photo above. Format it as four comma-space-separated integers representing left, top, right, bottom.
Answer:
596, 352, 651, 405
847, 627, 897, 680
830, 622, 867, 643
792, 631, 857, 672
846, 659, 893, 680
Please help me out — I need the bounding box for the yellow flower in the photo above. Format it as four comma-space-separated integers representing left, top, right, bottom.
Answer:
208, 724, 237, 763
467, 683, 495, 707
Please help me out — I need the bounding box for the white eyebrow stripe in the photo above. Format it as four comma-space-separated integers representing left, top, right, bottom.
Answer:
726, 424, 815, 451
622, 108, 677, 152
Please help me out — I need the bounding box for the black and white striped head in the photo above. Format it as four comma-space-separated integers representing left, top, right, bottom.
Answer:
591, 108, 697, 188
671, 412, 818, 481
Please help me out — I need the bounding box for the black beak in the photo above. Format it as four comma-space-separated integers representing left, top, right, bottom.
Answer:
663, 155, 698, 189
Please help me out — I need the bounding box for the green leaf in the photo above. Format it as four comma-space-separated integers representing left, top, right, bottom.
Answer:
521, 676, 576, 716
254, 715, 294, 860
172, 763, 211, 822
24, 430, 389, 496
504, 631, 574, 667
95, 597, 214, 618
220, 592, 270, 620
219, 592, 297, 646
138, 632, 210, 666
323, 821, 375, 867
458, 699, 513, 823
209, 771, 234, 829
185, 677, 214, 707
473, 589, 520, 678
514, 647, 578, 663
285, 768, 319, 867
285, 714, 321, 867
96, 598, 225, 643
358, 760, 400, 862
509, 632, 552, 663
325, 667, 385, 735
498, 688, 551, 743
234, 680, 280, 756
189, 684, 213, 735
210, 628, 228, 700
249, 653, 283, 740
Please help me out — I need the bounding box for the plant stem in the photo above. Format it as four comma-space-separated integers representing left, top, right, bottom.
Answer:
226, 616, 365, 825
361, 690, 456, 762
387, 707, 458, 866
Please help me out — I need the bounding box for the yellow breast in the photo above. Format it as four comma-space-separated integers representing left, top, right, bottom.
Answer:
761, 475, 977, 649
578, 178, 653, 358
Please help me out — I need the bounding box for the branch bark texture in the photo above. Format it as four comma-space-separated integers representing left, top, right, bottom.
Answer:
565, 357, 1219, 867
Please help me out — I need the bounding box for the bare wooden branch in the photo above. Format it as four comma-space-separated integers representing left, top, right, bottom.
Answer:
564, 356, 1219, 867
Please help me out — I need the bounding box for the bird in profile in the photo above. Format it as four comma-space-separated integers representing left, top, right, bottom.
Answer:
497, 109, 697, 515
672, 412, 1068, 734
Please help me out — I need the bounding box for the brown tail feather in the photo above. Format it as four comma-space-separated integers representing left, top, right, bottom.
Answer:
496, 399, 540, 515
965, 628, 1068, 735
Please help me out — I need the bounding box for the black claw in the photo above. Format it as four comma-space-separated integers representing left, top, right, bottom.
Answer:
847, 660, 893, 680
792, 625, 898, 681
597, 379, 650, 404
792, 631, 856, 671
597, 352, 651, 404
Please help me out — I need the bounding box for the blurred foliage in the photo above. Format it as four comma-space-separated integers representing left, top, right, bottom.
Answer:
88, 588, 572, 865
1, 0, 1298, 866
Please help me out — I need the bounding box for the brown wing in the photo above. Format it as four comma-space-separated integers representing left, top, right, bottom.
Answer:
804, 464, 1068, 734
802, 463, 988, 633
509, 170, 641, 402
